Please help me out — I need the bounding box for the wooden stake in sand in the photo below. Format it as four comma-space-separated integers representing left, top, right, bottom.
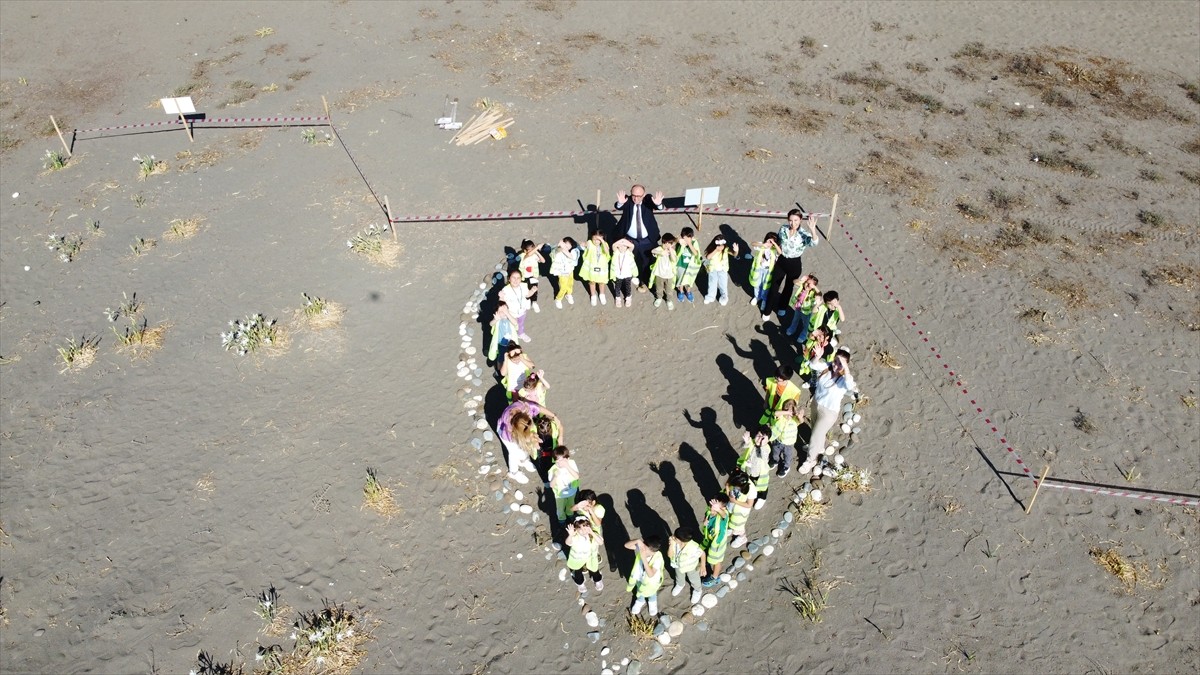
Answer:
385, 195, 396, 242
684, 186, 720, 231
49, 116, 71, 158
1025, 464, 1052, 514
828, 193, 839, 233
159, 97, 196, 143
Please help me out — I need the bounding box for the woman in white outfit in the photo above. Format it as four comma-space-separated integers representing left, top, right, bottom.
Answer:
798, 348, 859, 474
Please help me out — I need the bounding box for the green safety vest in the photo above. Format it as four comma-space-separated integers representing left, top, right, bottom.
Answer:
671, 540, 704, 573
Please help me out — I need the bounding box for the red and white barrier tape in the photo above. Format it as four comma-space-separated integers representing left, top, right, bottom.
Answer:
389, 206, 809, 223
75, 115, 330, 135
1039, 481, 1199, 507
836, 218, 1200, 508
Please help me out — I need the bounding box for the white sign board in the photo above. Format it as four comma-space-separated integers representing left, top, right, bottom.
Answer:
160, 96, 197, 115
684, 186, 720, 206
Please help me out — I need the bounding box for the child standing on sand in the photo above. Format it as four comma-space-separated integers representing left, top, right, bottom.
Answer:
785, 274, 820, 340
515, 370, 549, 406
566, 517, 604, 594
498, 270, 535, 343
805, 290, 845, 346
625, 535, 666, 618
769, 399, 803, 478
674, 227, 703, 303
518, 239, 546, 314
610, 238, 638, 308
667, 527, 705, 604
549, 237, 580, 309
738, 427, 773, 510
499, 343, 536, 400
748, 232, 781, 312
535, 413, 562, 482
700, 493, 731, 587
650, 233, 678, 310
702, 235, 739, 306
487, 301, 519, 363
548, 447, 580, 523
580, 231, 611, 306
725, 470, 757, 549
759, 364, 802, 426
572, 489, 606, 537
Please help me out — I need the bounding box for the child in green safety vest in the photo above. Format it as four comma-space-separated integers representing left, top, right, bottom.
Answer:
565, 516, 604, 594
760, 364, 802, 426
571, 489, 606, 538
805, 290, 845, 346
580, 230, 611, 307
748, 231, 781, 312
487, 301, 520, 364
702, 234, 739, 306
785, 274, 821, 340
739, 427, 773, 510
667, 527, 706, 605
726, 470, 758, 549
769, 399, 804, 478
674, 227, 703, 303
650, 233, 678, 310
796, 327, 834, 383
548, 447, 580, 523
624, 534, 666, 617
700, 493, 732, 588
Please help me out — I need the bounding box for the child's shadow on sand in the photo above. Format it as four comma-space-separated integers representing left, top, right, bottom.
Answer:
683, 407, 738, 476
650, 460, 700, 533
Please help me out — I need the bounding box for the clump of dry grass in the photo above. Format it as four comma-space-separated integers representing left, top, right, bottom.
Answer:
439, 494, 487, 517
362, 468, 400, 519
955, 198, 988, 221
164, 216, 204, 241
626, 612, 657, 639
113, 318, 168, 357
134, 154, 168, 180
295, 293, 345, 331
856, 150, 932, 199
793, 492, 830, 525
871, 347, 904, 370
1072, 409, 1097, 433
177, 148, 224, 171
833, 467, 873, 494
273, 601, 371, 674
744, 147, 773, 162
254, 586, 293, 637
346, 224, 402, 268
58, 335, 100, 373
747, 104, 827, 133
1089, 546, 1151, 593
1033, 272, 1090, 309
1142, 264, 1197, 290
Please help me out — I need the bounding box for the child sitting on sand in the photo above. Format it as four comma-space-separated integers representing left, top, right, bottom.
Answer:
650, 233, 678, 310
624, 535, 666, 618
610, 238, 638, 308
748, 231, 781, 312
518, 239, 545, 313
674, 227, 703, 303
580, 230, 611, 306
549, 237, 580, 309
548, 447, 580, 523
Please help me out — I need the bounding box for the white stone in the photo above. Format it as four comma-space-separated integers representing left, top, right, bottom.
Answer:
586, 611, 599, 627
691, 604, 705, 616
853, 427, 862, 435
852, 414, 862, 423
476, 420, 489, 430
559, 568, 568, 581
510, 503, 520, 512
465, 346, 477, 355
771, 528, 783, 538
841, 423, 852, 433
601, 647, 611, 656
519, 504, 533, 514
479, 465, 490, 474
810, 489, 823, 502
719, 573, 731, 582
700, 593, 718, 608
763, 544, 775, 556
622, 658, 630, 666
657, 633, 671, 645
834, 454, 845, 466
728, 579, 738, 589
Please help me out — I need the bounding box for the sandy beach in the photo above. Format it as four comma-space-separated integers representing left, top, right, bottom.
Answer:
1, 1, 1198, 673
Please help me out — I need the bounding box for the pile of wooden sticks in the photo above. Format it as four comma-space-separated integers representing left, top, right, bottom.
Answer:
449, 105, 514, 146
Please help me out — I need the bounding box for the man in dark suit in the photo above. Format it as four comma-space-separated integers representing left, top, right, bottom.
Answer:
615, 184, 664, 290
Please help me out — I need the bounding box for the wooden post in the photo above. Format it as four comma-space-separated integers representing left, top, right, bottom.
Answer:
827, 193, 839, 233
696, 188, 706, 231
49, 116, 71, 158
595, 189, 601, 236
178, 112, 194, 142
1024, 465, 1052, 514
385, 195, 396, 242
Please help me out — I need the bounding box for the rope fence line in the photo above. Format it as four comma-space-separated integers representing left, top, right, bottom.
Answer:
73, 115, 331, 138
834, 217, 1199, 510
387, 206, 818, 224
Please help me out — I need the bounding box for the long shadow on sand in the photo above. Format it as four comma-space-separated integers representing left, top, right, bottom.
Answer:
649, 460, 700, 533
677, 441, 722, 501
684, 407, 739, 476
625, 488, 669, 544
596, 492, 632, 574
716, 353, 762, 433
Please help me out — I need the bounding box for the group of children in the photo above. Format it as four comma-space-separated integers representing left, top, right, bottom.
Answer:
485, 221, 858, 621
